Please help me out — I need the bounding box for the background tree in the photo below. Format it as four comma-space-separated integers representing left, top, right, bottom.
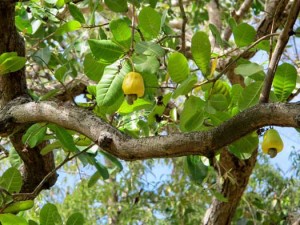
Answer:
0, 0, 299, 224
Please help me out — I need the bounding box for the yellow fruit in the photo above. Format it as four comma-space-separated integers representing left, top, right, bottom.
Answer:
122, 72, 145, 105
262, 129, 283, 158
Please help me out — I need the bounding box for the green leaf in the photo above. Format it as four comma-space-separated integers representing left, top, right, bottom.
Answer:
22, 123, 47, 148
133, 55, 160, 74
0, 56, 26, 75
238, 81, 263, 111
138, 6, 162, 38
209, 23, 225, 47
83, 53, 106, 82
234, 62, 264, 77
96, 61, 131, 107
40, 203, 62, 225
48, 124, 78, 152
230, 84, 243, 106
40, 141, 62, 155
66, 212, 84, 225
180, 96, 205, 132
54, 65, 68, 82
32, 47, 51, 66
183, 156, 208, 185
209, 112, 232, 126
118, 98, 152, 115
173, 74, 198, 98
15, 16, 32, 34
68, 3, 85, 23
191, 31, 211, 76
295, 27, 300, 38
209, 94, 229, 111
86, 155, 109, 180
88, 171, 101, 188
229, 132, 258, 160
210, 190, 228, 202
104, 0, 128, 12
39, 89, 60, 101
167, 52, 189, 83
273, 63, 297, 102
0, 52, 17, 64
233, 23, 256, 47
55, 20, 81, 36
100, 151, 123, 171
0, 167, 22, 193
88, 39, 125, 63
135, 41, 165, 57
148, 93, 172, 125
0, 214, 28, 225
110, 19, 131, 49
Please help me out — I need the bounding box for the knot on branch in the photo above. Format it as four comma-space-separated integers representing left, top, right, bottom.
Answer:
0, 96, 31, 136
98, 132, 113, 149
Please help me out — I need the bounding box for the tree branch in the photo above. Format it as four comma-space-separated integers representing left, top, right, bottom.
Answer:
223, 0, 253, 41
1, 98, 300, 161
259, 0, 300, 103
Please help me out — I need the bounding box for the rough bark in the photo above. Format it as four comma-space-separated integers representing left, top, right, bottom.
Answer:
1, 99, 300, 161
0, 1, 56, 193
204, 0, 300, 223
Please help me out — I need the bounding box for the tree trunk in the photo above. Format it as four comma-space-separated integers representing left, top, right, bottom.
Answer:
0, 0, 57, 194
203, 150, 257, 224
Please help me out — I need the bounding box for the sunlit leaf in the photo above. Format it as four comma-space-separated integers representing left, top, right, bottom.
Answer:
173, 74, 198, 98
48, 124, 78, 152
66, 212, 84, 225
273, 63, 297, 102
138, 6, 162, 38
68, 3, 85, 23
0, 214, 28, 225
88, 39, 125, 63
167, 52, 189, 83
191, 32, 211, 76
55, 20, 81, 36
22, 123, 47, 148
0, 56, 26, 75
104, 0, 128, 12
238, 81, 263, 111
0, 167, 22, 193
180, 96, 205, 132
233, 23, 256, 47
96, 61, 131, 107
234, 62, 264, 77
110, 19, 131, 49
83, 53, 106, 82
40, 203, 62, 225
229, 132, 259, 159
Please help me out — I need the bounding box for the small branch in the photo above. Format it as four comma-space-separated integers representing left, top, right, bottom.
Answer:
259, 0, 300, 103
195, 32, 279, 87
13, 144, 94, 200
178, 0, 187, 55
223, 0, 253, 41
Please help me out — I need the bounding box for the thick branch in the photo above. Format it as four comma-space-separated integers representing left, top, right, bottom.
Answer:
2, 99, 300, 161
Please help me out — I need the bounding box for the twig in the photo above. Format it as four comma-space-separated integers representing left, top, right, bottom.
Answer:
223, 0, 253, 41
193, 32, 280, 89
13, 144, 94, 200
259, 0, 300, 103
178, 0, 187, 55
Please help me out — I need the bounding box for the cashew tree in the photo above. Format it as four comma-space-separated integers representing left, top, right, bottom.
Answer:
0, 0, 300, 224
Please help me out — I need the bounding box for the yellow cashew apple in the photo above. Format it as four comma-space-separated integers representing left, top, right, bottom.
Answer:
262, 129, 284, 158
122, 72, 145, 105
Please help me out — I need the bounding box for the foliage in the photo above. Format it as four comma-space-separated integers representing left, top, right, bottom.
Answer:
0, 0, 299, 224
